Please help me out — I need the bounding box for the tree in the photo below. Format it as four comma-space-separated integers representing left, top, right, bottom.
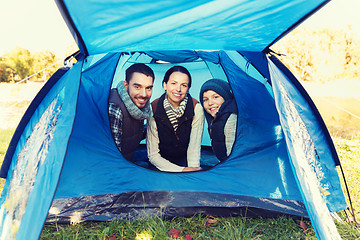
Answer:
0, 57, 15, 82
33, 50, 60, 81
3, 47, 34, 82
0, 47, 61, 82
272, 26, 360, 83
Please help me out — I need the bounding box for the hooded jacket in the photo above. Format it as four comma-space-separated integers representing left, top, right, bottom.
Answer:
205, 98, 237, 161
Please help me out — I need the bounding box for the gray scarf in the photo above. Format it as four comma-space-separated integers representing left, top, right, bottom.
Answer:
117, 82, 152, 120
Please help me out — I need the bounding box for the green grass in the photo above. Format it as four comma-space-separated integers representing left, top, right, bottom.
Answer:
335, 138, 360, 220
40, 215, 317, 240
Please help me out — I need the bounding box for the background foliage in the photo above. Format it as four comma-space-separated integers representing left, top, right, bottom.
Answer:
0, 47, 60, 83
272, 26, 360, 83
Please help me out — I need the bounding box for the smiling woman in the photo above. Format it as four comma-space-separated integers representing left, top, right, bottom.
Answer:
147, 66, 204, 173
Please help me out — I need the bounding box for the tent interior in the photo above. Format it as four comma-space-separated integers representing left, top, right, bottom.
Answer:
107, 51, 276, 170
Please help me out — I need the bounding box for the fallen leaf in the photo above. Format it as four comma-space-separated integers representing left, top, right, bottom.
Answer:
299, 220, 312, 234
185, 234, 192, 240
108, 234, 116, 240
299, 220, 307, 231
136, 231, 152, 240
206, 218, 218, 227
168, 228, 181, 238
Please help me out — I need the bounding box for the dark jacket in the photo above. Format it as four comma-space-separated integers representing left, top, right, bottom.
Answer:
205, 99, 237, 161
152, 93, 197, 167
109, 88, 145, 161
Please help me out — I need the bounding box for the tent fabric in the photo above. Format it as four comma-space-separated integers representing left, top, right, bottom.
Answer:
240, 51, 272, 85
44, 50, 312, 225
268, 54, 340, 166
0, 67, 70, 178
0, 62, 83, 240
268, 55, 345, 239
54, 51, 302, 201
56, 0, 329, 56
268, 55, 346, 211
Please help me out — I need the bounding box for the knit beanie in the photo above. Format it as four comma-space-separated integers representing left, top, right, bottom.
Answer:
199, 79, 233, 106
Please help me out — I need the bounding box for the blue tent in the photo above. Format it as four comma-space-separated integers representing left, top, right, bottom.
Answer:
0, 1, 349, 239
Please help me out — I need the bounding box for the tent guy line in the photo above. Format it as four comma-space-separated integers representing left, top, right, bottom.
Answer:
320, 98, 360, 120
14, 59, 63, 85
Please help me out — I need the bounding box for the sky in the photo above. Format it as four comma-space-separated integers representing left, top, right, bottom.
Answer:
1, 0, 360, 59
0, 0, 75, 58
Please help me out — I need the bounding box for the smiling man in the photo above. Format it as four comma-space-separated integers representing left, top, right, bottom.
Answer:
108, 63, 154, 161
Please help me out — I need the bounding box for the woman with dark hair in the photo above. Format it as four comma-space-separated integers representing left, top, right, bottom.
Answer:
147, 66, 204, 172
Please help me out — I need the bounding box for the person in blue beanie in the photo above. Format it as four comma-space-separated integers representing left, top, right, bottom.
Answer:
200, 79, 237, 161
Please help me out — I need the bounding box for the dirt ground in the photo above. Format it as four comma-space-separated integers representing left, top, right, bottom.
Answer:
302, 80, 360, 139
0, 82, 44, 129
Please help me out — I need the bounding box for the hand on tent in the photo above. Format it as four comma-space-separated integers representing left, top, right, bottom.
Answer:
182, 167, 202, 172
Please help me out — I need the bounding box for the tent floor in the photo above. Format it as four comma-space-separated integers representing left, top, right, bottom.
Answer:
46, 191, 308, 223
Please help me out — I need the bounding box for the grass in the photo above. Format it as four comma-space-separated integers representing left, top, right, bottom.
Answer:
0, 129, 13, 160
335, 138, 360, 220
312, 96, 360, 140
40, 215, 317, 240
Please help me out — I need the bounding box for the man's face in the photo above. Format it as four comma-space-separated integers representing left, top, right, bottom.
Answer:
123, 72, 153, 109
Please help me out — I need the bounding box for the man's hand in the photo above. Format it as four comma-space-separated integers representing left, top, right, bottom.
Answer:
182, 167, 202, 172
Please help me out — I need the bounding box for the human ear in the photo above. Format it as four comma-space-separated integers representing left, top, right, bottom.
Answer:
123, 80, 129, 90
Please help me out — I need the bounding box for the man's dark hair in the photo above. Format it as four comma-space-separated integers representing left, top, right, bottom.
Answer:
163, 65, 192, 88
125, 63, 155, 83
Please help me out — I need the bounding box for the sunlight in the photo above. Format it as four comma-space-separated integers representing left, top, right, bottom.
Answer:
136, 231, 153, 240
48, 206, 60, 215
70, 212, 82, 225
